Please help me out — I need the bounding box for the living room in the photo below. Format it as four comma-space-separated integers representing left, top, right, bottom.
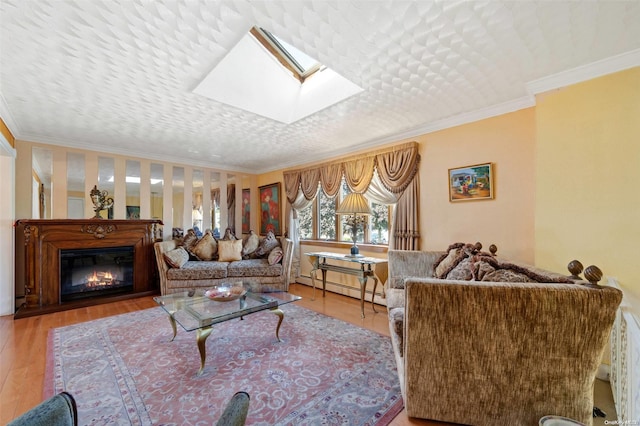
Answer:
1, 1, 639, 424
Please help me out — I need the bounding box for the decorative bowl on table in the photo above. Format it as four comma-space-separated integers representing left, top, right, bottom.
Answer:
204, 283, 246, 302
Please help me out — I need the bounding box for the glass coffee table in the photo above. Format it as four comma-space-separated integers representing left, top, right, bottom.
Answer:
154, 285, 301, 376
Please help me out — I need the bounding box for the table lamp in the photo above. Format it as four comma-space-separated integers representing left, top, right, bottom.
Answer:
336, 193, 372, 257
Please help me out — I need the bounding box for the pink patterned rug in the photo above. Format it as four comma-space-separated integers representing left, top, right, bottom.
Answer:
45, 304, 403, 425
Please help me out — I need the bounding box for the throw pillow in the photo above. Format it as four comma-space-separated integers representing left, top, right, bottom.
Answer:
268, 246, 284, 265
242, 230, 260, 258
254, 230, 280, 258
445, 256, 474, 281
192, 233, 218, 261
433, 242, 481, 279
181, 228, 199, 258
222, 227, 238, 241
163, 247, 189, 268
218, 239, 243, 262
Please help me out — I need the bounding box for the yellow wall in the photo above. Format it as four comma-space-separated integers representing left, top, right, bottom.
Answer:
535, 68, 640, 302
412, 108, 536, 262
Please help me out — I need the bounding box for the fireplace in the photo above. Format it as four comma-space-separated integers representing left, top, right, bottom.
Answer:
60, 246, 134, 301
15, 219, 162, 318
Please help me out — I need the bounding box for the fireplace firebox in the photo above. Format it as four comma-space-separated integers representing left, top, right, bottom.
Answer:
60, 246, 134, 301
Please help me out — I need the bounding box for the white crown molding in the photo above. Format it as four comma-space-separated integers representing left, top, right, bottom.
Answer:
0, 132, 16, 158
526, 49, 640, 95
260, 95, 536, 173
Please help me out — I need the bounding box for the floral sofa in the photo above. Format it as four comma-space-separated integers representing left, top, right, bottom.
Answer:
385, 243, 623, 425
154, 229, 294, 295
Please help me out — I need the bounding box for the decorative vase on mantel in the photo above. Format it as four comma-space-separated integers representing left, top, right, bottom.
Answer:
89, 185, 114, 219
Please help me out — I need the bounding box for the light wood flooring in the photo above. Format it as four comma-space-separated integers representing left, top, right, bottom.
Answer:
0, 283, 616, 425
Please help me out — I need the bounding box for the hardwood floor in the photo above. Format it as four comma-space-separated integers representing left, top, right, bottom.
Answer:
0, 283, 614, 425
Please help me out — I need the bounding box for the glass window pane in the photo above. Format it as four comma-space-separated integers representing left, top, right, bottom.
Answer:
370, 203, 389, 244
318, 191, 336, 240
298, 203, 313, 239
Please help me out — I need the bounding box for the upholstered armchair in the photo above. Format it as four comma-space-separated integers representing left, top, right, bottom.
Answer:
386, 248, 623, 425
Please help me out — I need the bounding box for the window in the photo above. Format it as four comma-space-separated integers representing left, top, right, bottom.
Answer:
297, 178, 390, 245
250, 27, 323, 83
318, 190, 336, 239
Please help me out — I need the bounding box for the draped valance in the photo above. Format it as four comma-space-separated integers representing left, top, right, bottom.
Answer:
283, 142, 420, 203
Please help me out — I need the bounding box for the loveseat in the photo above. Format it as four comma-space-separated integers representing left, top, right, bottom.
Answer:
154, 230, 294, 295
385, 243, 622, 425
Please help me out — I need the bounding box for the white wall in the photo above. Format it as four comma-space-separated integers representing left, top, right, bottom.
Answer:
0, 135, 15, 316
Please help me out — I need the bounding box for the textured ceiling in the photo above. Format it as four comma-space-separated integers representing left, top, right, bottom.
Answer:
1, 0, 639, 174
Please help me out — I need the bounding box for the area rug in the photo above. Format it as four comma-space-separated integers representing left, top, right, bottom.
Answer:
45, 304, 403, 425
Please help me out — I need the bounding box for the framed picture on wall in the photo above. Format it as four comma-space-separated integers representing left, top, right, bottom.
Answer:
242, 189, 250, 234
126, 205, 140, 219
258, 182, 282, 235
448, 163, 494, 202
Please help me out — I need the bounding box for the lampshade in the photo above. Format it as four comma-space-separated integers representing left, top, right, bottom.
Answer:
336, 193, 372, 215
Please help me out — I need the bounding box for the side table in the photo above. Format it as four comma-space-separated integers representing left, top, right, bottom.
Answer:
305, 251, 388, 318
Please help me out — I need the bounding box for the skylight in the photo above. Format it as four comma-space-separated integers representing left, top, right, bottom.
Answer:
250, 27, 323, 83
192, 26, 363, 124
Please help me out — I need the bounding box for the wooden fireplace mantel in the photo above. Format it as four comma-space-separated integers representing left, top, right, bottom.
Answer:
14, 219, 163, 318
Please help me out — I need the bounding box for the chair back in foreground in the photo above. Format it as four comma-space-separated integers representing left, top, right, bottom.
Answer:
402, 278, 622, 425
8, 391, 77, 426
216, 391, 250, 426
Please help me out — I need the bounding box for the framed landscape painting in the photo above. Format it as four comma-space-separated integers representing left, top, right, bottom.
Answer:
242, 189, 250, 234
259, 182, 281, 235
449, 163, 494, 202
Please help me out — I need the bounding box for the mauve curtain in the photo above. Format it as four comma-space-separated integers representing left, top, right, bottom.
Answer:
392, 175, 420, 250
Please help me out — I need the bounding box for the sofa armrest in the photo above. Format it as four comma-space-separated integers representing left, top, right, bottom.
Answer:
154, 239, 179, 295
387, 250, 444, 289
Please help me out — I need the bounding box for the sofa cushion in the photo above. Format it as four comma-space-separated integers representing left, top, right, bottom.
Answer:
181, 229, 200, 259
472, 255, 575, 283
445, 256, 475, 281
242, 230, 260, 258
166, 261, 229, 280
385, 288, 405, 310
254, 231, 280, 258
227, 259, 282, 278
192, 233, 218, 261
222, 227, 238, 240
388, 307, 404, 357
163, 247, 189, 268
218, 239, 243, 262
268, 246, 284, 265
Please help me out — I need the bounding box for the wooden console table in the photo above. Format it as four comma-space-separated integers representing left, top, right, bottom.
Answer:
304, 252, 388, 318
